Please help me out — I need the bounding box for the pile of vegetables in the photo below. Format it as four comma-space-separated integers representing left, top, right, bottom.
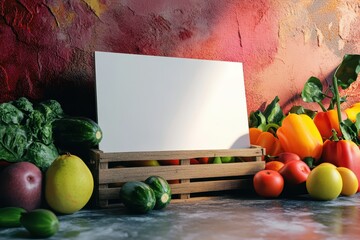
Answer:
0, 98, 63, 171
0, 97, 102, 172
249, 54, 360, 197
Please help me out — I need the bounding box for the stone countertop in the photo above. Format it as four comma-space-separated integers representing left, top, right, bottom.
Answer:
2, 194, 360, 240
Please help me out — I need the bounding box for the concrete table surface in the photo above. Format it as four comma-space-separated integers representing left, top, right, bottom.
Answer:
1, 193, 360, 240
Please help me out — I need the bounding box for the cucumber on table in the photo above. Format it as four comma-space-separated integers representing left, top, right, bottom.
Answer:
0, 207, 27, 228
145, 176, 172, 210
119, 181, 156, 214
52, 116, 102, 147
20, 209, 59, 238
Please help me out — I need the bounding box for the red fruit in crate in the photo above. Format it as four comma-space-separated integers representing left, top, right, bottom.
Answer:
197, 157, 209, 164
0, 162, 42, 211
160, 159, 180, 165
190, 158, 199, 164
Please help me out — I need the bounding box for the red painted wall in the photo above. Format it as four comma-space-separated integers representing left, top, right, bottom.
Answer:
1, 0, 360, 118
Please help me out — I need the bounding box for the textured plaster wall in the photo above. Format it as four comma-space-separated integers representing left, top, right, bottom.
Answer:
0, 0, 360, 118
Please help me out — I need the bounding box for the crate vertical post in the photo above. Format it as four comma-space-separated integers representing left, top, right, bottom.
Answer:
179, 159, 190, 199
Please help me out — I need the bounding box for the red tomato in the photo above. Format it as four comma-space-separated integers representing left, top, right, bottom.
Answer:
197, 157, 209, 164
253, 170, 284, 198
160, 159, 180, 165
279, 160, 310, 186
265, 161, 284, 172
190, 158, 199, 164
276, 152, 301, 164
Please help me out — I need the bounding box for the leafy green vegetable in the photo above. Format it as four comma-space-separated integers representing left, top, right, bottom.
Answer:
0, 97, 64, 166
0, 103, 24, 125
26, 110, 53, 145
11, 97, 34, 116
34, 100, 64, 122
23, 142, 59, 172
0, 125, 29, 162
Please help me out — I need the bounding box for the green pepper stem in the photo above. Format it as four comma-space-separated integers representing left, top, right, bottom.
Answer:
318, 101, 327, 112
331, 129, 340, 141
332, 76, 343, 131
263, 123, 280, 132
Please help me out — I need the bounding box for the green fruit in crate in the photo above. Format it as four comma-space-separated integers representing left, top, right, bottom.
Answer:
45, 153, 94, 214
221, 156, 235, 163
119, 181, 156, 214
52, 116, 102, 147
0, 207, 27, 227
20, 209, 59, 238
145, 176, 172, 210
212, 156, 222, 164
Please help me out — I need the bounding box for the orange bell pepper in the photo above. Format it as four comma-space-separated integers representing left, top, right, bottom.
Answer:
249, 128, 283, 157
313, 109, 342, 139
277, 114, 323, 160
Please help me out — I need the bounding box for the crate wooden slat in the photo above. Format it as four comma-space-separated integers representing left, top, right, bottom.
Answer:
89, 146, 265, 208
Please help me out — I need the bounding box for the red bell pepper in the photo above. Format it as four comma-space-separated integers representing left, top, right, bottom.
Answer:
319, 130, 360, 192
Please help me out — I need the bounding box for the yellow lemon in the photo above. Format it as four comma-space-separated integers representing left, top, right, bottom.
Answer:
45, 153, 94, 214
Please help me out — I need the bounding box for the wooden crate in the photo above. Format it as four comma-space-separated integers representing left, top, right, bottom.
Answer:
88, 146, 265, 208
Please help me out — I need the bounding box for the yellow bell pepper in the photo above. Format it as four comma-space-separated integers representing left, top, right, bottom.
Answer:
277, 113, 323, 160
345, 102, 360, 122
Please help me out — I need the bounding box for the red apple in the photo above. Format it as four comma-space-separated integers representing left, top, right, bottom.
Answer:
0, 162, 42, 211
279, 160, 310, 186
276, 152, 301, 164
278, 160, 311, 195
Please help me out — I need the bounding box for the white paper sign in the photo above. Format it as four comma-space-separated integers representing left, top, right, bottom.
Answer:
95, 51, 250, 153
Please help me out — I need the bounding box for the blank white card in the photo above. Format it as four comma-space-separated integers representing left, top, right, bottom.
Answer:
95, 51, 250, 153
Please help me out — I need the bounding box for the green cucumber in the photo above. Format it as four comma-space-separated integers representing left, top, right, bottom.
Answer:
119, 181, 156, 214
20, 209, 59, 238
0, 207, 27, 227
144, 176, 172, 210
52, 116, 102, 147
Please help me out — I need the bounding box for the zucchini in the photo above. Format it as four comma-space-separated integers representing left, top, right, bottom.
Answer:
52, 116, 102, 147
0, 207, 27, 227
145, 176, 172, 210
20, 209, 59, 238
119, 181, 156, 214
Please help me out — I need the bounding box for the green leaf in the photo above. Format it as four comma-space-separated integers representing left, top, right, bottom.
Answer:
0, 103, 24, 125
301, 77, 325, 103
288, 105, 317, 119
0, 125, 29, 162
340, 120, 360, 144
11, 97, 34, 115
334, 54, 360, 90
262, 96, 284, 125
248, 110, 266, 128
23, 142, 59, 172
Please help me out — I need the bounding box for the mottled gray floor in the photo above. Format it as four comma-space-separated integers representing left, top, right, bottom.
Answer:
1, 194, 360, 240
